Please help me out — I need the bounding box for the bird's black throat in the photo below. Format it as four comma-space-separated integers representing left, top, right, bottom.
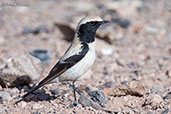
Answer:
77, 21, 102, 43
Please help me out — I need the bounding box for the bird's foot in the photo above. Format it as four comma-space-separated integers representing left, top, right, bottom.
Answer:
66, 101, 78, 108
73, 100, 78, 107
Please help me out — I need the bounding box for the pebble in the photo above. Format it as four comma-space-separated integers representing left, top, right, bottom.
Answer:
87, 89, 108, 106
79, 94, 102, 110
113, 18, 131, 29
101, 48, 113, 55
144, 94, 164, 107
121, 81, 127, 85
103, 81, 113, 88
108, 84, 145, 97
145, 26, 159, 34
33, 111, 41, 114
163, 91, 171, 99
79, 94, 112, 113
37, 93, 50, 101
18, 101, 27, 108
23, 25, 51, 35
127, 62, 136, 68
22, 27, 33, 34
161, 109, 169, 114
29, 49, 52, 64
0, 91, 12, 101
32, 104, 42, 110
50, 90, 59, 95
151, 86, 165, 94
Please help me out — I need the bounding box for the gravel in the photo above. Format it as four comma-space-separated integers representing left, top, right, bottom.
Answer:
0, 0, 170, 113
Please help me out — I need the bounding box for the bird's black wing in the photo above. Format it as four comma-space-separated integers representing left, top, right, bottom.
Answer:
21, 43, 89, 99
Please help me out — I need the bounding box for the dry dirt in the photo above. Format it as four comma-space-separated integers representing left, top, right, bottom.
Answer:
0, 0, 171, 114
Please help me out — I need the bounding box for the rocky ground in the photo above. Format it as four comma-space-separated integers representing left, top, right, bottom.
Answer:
0, 0, 171, 114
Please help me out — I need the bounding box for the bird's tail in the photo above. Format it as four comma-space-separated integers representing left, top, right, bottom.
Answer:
15, 84, 42, 104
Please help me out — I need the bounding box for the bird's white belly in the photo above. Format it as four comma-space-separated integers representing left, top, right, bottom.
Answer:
58, 49, 95, 82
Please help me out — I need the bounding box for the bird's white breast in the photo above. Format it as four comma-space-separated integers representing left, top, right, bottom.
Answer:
57, 42, 96, 82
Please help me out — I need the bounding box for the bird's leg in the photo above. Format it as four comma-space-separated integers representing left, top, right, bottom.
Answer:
68, 82, 81, 106
68, 82, 81, 95
73, 83, 77, 106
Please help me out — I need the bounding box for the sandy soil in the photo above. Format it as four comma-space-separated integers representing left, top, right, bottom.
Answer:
0, 0, 170, 113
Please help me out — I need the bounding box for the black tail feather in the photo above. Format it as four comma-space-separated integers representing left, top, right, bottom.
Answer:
15, 84, 42, 104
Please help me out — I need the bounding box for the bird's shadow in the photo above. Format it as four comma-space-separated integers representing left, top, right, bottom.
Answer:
16, 85, 58, 103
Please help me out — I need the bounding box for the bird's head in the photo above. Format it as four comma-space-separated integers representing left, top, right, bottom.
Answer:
77, 16, 110, 31
75, 16, 110, 43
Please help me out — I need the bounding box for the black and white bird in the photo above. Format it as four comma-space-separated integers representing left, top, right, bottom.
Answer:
18, 16, 110, 106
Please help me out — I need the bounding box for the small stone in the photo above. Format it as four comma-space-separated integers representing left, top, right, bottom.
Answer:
161, 109, 169, 114
121, 81, 127, 85
151, 86, 165, 94
143, 94, 164, 107
22, 27, 33, 34
33, 112, 41, 114
145, 26, 159, 34
127, 62, 136, 68
37, 93, 50, 101
113, 18, 130, 29
0, 91, 12, 101
88, 90, 108, 106
103, 81, 113, 88
32, 104, 42, 110
79, 94, 103, 110
29, 49, 52, 64
79, 94, 112, 113
18, 101, 27, 108
22, 25, 51, 35
0, 55, 43, 87
108, 84, 145, 97
101, 48, 113, 55
50, 90, 59, 95
163, 91, 171, 99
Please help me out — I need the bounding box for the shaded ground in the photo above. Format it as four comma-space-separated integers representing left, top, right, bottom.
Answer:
0, 0, 171, 113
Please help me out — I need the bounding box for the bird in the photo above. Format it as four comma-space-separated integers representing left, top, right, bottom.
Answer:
17, 16, 110, 106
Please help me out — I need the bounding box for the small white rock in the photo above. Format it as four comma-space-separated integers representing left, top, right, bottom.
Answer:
145, 94, 163, 107
32, 104, 42, 109
101, 48, 113, 55
0, 91, 12, 101
18, 101, 27, 108
145, 26, 159, 34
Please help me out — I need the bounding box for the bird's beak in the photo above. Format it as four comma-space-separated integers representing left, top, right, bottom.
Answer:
102, 20, 111, 24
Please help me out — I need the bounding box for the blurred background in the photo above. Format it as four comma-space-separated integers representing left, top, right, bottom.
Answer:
0, 0, 171, 113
